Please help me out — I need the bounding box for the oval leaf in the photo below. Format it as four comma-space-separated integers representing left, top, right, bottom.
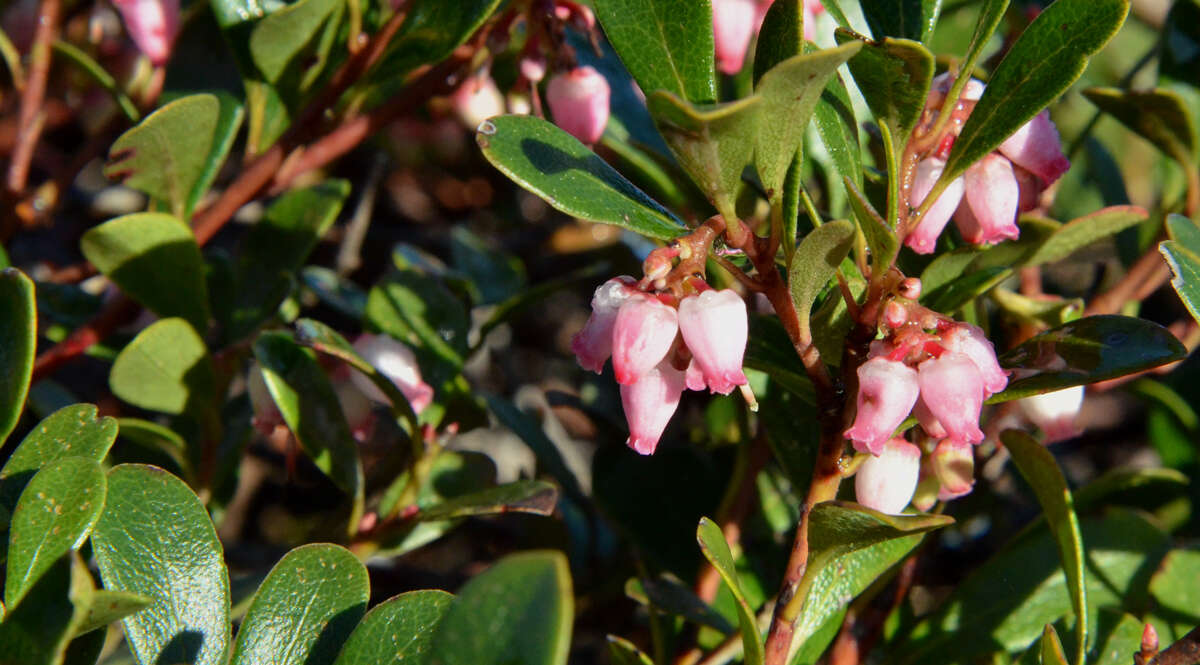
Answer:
0, 553, 91, 665
110, 318, 216, 415
1023, 205, 1148, 267
790, 220, 856, 340
91, 464, 230, 665
592, 0, 716, 104
697, 517, 765, 665
0, 268, 35, 449
1149, 547, 1200, 621
231, 544, 368, 665
73, 589, 153, 637
1082, 87, 1198, 169
331, 590, 453, 665
836, 31, 934, 150
415, 480, 558, 522
249, 0, 340, 83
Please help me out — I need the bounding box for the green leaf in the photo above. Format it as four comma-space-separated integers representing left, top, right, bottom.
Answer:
0, 553, 91, 665
1161, 0, 1200, 88
91, 464, 230, 665
181, 91, 244, 219
115, 417, 189, 478
607, 636, 656, 665
647, 91, 762, 221
331, 590, 454, 665
1082, 87, 1198, 170
746, 315, 816, 402
1090, 613, 1144, 665
1163, 245, 1200, 325
921, 266, 1011, 313
1073, 467, 1189, 512
366, 270, 469, 370
73, 589, 152, 637
811, 51, 863, 193
803, 502, 952, 580
253, 332, 363, 530
1149, 546, 1200, 621
754, 43, 862, 199
592, 0, 716, 104
450, 227, 526, 306
942, 0, 1130, 184
1041, 624, 1070, 665
844, 177, 898, 276
994, 316, 1187, 402
5, 458, 106, 608
109, 318, 215, 415
476, 115, 685, 241
991, 288, 1083, 328
370, 0, 503, 99
625, 575, 735, 633
860, 0, 942, 42
753, 0, 806, 84
1024, 206, 1148, 267
0, 268, 35, 448
102, 94, 225, 218
249, 0, 340, 83
81, 213, 209, 332
428, 551, 573, 665
1003, 431, 1087, 665
697, 517, 765, 665
836, 31, 934, 150
415, 480, 558, 521
789, 220, 855, 339
231, 544, 369, 665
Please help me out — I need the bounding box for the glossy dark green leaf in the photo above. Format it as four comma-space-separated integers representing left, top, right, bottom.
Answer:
5, 458, 106, 608
1161, 214, 1200, 325
789, 220, 855, 339
753, 0, 805, 84
1024, 206, 1148, 267
994, 316, 1187, 402
1148, 547, 1200, 621
1003, 430, 1087, 665
647, 91, 762, 220
0, 268, 35, 448
231, 544, 368, 665
102, 95, 224, 219
370, 0, 503, 99
860, 0, 942, 42
804, 502, 952, 577
593, 0, 716, 104
331, 590, 453, 665
92, 465, 230, 665
428, 550, 573, 665
73, 589, 152, 637
476, 115, 685, 241
0, 553, 91, 665
366, 270, 469, 370
810, 259, 866, 366
1161, 0, 1200, 88
109, 318, 215, 415
81, 214, 209, 332
836, 31, 934, 149
301, 266, 367, 319
810, 48, 862, 193
249, 0, 340, 83
253, 332, 364, 530
942, 0, 1130, 184
697, 517, 764, 665
625, 575, 734, 633
1083, 87, 1198, 170
415, 480, 558, 521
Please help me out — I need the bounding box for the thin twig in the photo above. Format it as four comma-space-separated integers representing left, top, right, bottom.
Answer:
6, 0, 59, 195
1085, 245, 1170, 316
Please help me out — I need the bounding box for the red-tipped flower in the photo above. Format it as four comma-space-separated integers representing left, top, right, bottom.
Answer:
571, 276, 637, 373
999, 110, 1071, 185
677, 289, 749, 394
611, 291, 679, 385
906, 158, 965, 255
845, 356, 921, 455
917, 352, 985, 446
621, 360, 687, 455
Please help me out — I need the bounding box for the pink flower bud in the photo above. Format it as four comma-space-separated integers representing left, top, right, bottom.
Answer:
906, 158, 965, 254
621, 360, 688, 454
611, 292, 680, 385
845, 357, 920, 455
571, 277, 638, 373
855, 438, 921, 514
932, 439, 974, 500
713, 0, 758, 74
677, 289, 749, 394
351, 334, 434, 415
546, 66, 611, 145
998, 110, 1070, 185
955, 153, 1020, 246
1142, 624, 1160, 655
111, 0, 180, 66
519, 55, 547, 83
917, 352, 985, 446
451, 75, 505, 131
1017, 386, 1083, 443
940, 323, 1008, 397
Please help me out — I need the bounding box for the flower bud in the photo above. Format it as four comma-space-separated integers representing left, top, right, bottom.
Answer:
611, 292, 680, 385
917, 352, 985, 446
906, 158, 965, 255
998, 110, 1070, 185
546, 66, 611, 145
855, 438, 922, 515
845, 357, 921, 455
450, 75, 505, 131
940, 323, 1008, 397
677, 289, 749, 394
351, 334, 435, 415
932, 439, 974, 500
621, 360, 688, 455
571, 277, 638, 373
955, 153, 1020, 246
112, 0, 180, 66
519, 54, 547, 83
713, 0, 758, 74
1017, 386, 1084, 443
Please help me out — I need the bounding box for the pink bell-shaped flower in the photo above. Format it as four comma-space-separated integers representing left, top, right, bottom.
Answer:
677, 289, 749, 394
571, 277, 637, 373
713, 0, 759, 74
931, 439, 975, 500
1018, 386, 1084, 443
611, 292, 680, 385
998, 110, 1071, 185
546, 66, 611, 145
917, 352, 985, 445
855, 438, 922, 515
621, 360, 688, 455
940, 323, 1008, 397
845, 357, 920, 455
112, 0, 180, 66
351, 334, 435, 415
913, 396, 947, 439
906, 158, 965, 254
954, 153, 1020, 245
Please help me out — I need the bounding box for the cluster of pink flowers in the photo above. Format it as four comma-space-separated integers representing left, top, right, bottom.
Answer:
848, 282, 1008, 513
906, 74, 1071, 254
573, 277, 750, 455
712, 0, 825, 74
